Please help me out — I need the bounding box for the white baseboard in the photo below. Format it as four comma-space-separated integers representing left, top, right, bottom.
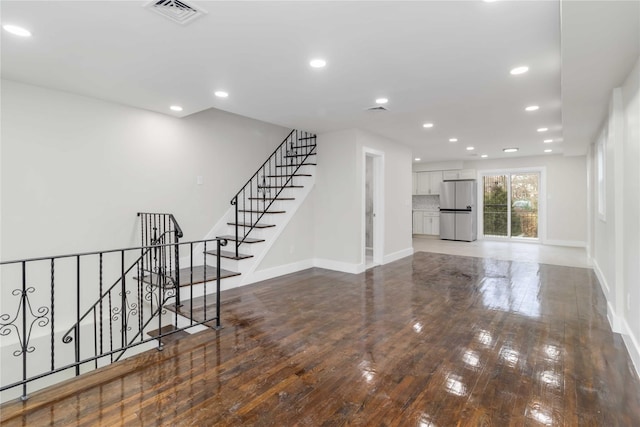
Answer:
314, 258, 363, 274
246, 259, 315, 284
383, 247, 414, 264
621, 317, 640, 380
545, 239, 587, 248
592, 259, 623, 333
592, 259, 611, 295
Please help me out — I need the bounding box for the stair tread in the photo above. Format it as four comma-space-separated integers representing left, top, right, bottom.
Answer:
297, 137, 316, 141
276, 163, 316, 168
227, 222, 276, 228
205, 249, 253, 260
265, 174, 312, 178
137, 265, 240, 287
238, 209, 286, 214
217, 235, 265, 243
248, 197, 295, 201
147, 325, 190, 343
284, 153, 317, 158
257, 185, 304, 188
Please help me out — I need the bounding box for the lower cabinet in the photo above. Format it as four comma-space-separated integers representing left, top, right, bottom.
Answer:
413, 212, 439, 235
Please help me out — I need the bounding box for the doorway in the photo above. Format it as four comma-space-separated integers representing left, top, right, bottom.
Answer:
481, 170, 542, 240
363, 148, 384, 269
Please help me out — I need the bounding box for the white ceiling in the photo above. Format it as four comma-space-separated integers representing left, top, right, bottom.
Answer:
1, 1, 638, 162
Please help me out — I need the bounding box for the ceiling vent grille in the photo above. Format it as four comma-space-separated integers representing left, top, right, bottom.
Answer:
145, 0, 207, 25
366, 106, 388, 112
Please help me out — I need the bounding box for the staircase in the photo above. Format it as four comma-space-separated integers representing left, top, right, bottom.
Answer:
159, 130, 317, 319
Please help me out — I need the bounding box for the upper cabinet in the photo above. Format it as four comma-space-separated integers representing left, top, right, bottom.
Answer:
414, 171, 443, 195
442, 169, 476, 180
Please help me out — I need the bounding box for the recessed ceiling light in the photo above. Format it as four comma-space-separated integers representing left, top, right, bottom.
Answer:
537, 127, 548, 132
449, 138, 458, 142
525, 105, 539, 111
510, 66, 529, 75
544, 149, 553, 153
214, 91, 229, 98
414, 157, 421, 161
543, 139, 553, 143
466, 146, 475, 151
309, 58, 326, 68
375, 98, 388, 105
3, 24, 31, 37
423, 123, 434, 128
503, 148, 519, 153
481, 154, 488, 158
170, 105, 183, 112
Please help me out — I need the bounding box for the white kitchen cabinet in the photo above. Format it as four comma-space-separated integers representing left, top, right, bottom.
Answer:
412, 173, 417, 195
413, 212, 423, 234
413, 211, 439, 235
429, 171, 443, 195
422, 212, 440, 235
415, 171, 442, 195
443, 169, 476, 180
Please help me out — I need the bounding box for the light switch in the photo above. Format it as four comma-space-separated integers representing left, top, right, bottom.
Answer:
197, 175, 203, 185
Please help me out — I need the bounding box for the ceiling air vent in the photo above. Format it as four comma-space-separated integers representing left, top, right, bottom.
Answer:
145, 0, 207, 25
366, 106, 388, 112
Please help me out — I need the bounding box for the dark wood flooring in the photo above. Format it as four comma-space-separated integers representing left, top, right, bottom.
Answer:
2, 252, 640, 426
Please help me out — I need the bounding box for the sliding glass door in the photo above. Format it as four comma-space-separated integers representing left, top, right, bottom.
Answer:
482, 172, 539, 239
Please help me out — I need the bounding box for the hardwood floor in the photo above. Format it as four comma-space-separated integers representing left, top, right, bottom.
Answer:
2, 252, 639, 426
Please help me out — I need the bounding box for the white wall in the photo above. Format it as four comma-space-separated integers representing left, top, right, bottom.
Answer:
312, 128, 413, 272
590, 56, 640, 376
0, 80, 290, 259
355, 129, 413, 262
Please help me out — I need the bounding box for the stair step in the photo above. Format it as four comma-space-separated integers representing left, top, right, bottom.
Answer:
137, 265, 240, 287
257, 185, 304, 189
204, 249, 253, 260
147, 325, 190, 344
276, 163, 316, 168
265, 174, 311, 178
247, 197, 295, 201
284, 153, 317, 158
291, 144, 316, 149
227, 222, 275, 228
237, 209, 286, 214
217, 235, 265, 244
297, 137, 316, 141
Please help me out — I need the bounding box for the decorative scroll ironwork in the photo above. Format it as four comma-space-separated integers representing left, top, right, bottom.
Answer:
0, 287, 50, 357
111, 290, 139, 333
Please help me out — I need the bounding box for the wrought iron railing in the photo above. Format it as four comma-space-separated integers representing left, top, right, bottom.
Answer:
0, 238, 227, 402
138, 212, 183, 305
230, 129, 316, 257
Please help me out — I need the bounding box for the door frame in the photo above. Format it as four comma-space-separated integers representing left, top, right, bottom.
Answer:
362, 147, 385, 268
477, 167, 546, 243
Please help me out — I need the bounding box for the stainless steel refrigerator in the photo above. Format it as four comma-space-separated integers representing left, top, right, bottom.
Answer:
440, 180, 477, 242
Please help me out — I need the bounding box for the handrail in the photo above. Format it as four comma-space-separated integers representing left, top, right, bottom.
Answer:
229, 129, 316, 257
0, 237, 227, 401
230, 130, 295, 202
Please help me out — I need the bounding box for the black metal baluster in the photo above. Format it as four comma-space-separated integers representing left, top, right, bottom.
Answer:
216, 239, 222, 329
99, 253, 103, 354
21, 261, 28, 400
50, 258, 55, 372
138, 256, 143, 343
190, 242, 194, 325
93, 309, 98, 369
120, 251, 126, 347
174, 220, 181, 307
203, 241, 207, 321
75, 256, 80, 376
108, 290, 113, 363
